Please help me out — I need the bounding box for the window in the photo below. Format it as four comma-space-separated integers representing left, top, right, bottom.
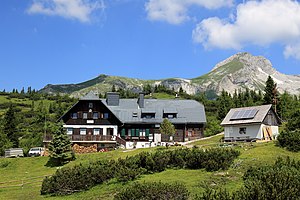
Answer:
141, 113, 155, 119
128, 129, 132, 136
93, 112, 99, 119
139, 129, 146, 137
104, 113, 109, 119
94, 128, 103, 135
163, 113, 177, 119
67, 128, 73, 135
239, 127, 246, 134
80, 128, 86, 135
88, 103, 93, 108
83, 112, 88, 119
168, 114, 174, 119
71, 113, 78, 119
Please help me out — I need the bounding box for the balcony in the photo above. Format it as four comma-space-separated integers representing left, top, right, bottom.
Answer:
43, 134, 116, 143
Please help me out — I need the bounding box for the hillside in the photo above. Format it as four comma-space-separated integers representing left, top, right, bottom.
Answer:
39, 52, 300, 96
0, 136, 299, 200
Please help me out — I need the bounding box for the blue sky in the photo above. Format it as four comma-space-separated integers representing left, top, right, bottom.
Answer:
1, 0, 300, 91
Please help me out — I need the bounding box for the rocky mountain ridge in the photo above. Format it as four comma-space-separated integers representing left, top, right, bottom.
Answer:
39, 52, 300, 97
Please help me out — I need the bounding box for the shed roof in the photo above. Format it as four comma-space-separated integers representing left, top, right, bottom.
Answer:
221, 104, 277, 126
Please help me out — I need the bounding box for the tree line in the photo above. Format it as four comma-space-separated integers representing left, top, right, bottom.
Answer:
0, 76, 299, 156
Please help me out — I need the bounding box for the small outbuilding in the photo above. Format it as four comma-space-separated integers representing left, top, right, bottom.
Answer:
221, 104, 281, 142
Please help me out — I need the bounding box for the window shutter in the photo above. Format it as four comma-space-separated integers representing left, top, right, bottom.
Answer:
131, 129, 135, 136
146, 129, 150, 137
136, 129, 139, 136
121, 129, 125, 136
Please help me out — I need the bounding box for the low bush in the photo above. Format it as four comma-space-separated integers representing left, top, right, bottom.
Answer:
195, 188, 231, 200
197, 157, 300, 200
277, 130, 300, 152
114, 181, 189, 200
41, 147, 240, 196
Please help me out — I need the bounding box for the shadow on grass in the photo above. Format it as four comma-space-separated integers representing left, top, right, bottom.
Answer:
44, 157, 64, 167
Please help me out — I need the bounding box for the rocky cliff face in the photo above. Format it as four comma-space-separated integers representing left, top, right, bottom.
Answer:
197, 52, 300, 95
39, 52, 300, 97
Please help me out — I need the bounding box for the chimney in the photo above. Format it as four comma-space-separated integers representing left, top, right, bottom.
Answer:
106, 92, 119, 106
138, 93, 144, 108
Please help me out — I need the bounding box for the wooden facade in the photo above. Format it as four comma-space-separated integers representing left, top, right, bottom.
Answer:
44, 92, 206, 150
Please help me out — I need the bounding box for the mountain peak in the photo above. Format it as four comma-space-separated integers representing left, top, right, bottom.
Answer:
211, 52, 273, 72
39, 53, 300, 96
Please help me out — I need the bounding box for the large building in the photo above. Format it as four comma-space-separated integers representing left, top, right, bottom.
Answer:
44, 92, 206, 151
221, 104, 281, 142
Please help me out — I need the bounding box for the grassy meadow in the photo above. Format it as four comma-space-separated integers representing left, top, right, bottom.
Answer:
0, 135, 299, 200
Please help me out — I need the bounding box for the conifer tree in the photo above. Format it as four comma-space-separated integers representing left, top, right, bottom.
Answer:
160, 118, 176, 140
48, 122, 74, 166
263, 75, 276, 105
3, 104, 19, 147
217, 90, 233, 120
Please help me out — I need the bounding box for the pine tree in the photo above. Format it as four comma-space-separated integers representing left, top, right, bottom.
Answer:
48, 122, 74, 166
263, 76, 276, 105
217, 90, 233, 120
27, 86, 32, 94
3, 104, 19, 147
159, 118, 176, 140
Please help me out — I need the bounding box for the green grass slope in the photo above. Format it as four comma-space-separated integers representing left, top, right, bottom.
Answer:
192, 59, 244, 84
0, 135, 299, 200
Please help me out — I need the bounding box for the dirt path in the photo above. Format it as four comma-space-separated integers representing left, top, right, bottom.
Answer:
181, 132, 224, 147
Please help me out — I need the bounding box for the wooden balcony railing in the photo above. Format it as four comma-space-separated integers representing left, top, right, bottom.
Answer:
43, 134, 115, 142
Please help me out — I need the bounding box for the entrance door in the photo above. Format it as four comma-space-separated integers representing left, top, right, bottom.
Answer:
107, 128, 114, 136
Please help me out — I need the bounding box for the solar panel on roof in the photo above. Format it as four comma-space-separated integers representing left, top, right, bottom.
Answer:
230, 109, 258, 120
248, 109, 258, 118
231, 111, 239, 119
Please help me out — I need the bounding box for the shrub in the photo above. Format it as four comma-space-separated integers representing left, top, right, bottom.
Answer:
114, 181, 189, 200
41, 147, 240, 196
195, 188, 231, 200
198, 157, 300, 200
41, 161, 114, 195
277, 130, 300, 152
237, 158, 300, 200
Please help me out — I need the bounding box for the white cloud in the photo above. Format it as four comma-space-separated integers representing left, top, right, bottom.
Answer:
192, 0, 300, 59
27, 0, 105, 23
284, 43, 300, 59
145, 0, 233, 25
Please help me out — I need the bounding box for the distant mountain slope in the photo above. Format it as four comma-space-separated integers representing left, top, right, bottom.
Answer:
192, 52, 300, 94
39, 52, 300, 96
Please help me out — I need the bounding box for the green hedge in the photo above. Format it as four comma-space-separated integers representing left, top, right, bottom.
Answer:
114, 181, 189, 200
41, 147, 240, 196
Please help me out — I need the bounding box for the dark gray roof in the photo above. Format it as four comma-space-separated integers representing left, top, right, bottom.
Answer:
102, 99, 206, 124
80, 91, 100, 100
221, 104, 273, 126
